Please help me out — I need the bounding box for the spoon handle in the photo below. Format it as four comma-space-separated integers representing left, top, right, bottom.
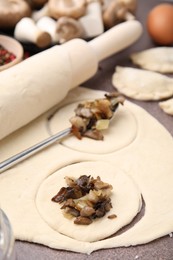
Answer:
0, 127, 71, 174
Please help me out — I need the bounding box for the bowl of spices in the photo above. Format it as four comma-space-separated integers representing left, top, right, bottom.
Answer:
0, 35, 24, 72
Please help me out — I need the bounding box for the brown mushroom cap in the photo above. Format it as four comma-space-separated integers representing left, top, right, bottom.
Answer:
26, 0, 48, 8
103, 1, 127, 29
0, 0, 31, 28
56, 16, 84, 43
103, 0, 136, 29
119, 0, 137, 13
31, 0, 48, 5
48, 0, 86, 19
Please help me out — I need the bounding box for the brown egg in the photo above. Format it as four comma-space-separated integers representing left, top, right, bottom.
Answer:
147, 3, 173, 45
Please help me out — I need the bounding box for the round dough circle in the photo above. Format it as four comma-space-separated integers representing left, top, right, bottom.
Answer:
36, 161, 142, 242
48, 102, 137, 154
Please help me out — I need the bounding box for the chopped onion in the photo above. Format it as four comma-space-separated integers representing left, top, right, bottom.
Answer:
96, 119, 110, 130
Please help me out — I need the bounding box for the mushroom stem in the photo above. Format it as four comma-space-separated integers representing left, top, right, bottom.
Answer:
14, 17, 51, 48
37, 16, 59, 43
79, 0, 104, 38
124, 11, 135, 20
102, 0, 114, 11
32, 3, 50, 22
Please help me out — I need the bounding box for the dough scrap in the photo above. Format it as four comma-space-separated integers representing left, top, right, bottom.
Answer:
130, 47, 173, 73
112, 66, 173, 100
0, 88, 173, 254
159, 98, 173, 116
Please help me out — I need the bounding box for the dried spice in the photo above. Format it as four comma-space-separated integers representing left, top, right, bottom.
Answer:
52, 175, 115, 225
70, 92, 124, 140
0, 45, 16, 66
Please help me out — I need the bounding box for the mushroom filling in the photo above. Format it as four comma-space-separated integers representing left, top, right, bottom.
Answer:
52, 175, 114, 225
70, 92, 124, 140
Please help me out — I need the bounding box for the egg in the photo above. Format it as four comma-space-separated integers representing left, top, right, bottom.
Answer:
147, 3, 173, 45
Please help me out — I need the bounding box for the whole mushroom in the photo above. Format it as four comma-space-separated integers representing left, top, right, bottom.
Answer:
56, 16, 84, 43
48, 0, 87, 19
14, 17, 52, 48
103, 0, 136, 29
120, 0, 137, 13
0, 0, 32, 28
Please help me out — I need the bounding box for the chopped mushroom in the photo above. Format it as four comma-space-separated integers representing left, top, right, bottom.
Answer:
0, 0, 31, 28
56, 16, 84, 43
48, 0, 86, 19
52, 175, 114, 225
83, 129, 104, 140
108, 214, 117, 219
80, 206, 95, 217
70, 92, 125, 140
52, 185, 83, 203
74, 216, 93, 225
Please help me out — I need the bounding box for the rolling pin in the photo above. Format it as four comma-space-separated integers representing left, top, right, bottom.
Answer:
0, 20, 142, 141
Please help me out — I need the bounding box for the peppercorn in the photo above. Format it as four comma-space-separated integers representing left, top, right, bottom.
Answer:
0, 45, 16, 66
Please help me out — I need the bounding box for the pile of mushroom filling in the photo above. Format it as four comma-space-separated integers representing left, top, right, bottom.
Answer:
52, 175, 116, 225
70, 92, 124, 140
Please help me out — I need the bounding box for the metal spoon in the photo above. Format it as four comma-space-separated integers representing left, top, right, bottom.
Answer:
0, 127, 71, 173
0, 93, 124, 174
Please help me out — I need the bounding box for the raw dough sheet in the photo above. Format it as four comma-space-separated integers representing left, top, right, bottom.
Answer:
0, 88, 173, 254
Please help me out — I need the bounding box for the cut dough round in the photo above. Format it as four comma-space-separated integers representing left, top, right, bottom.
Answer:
36, 161, 142, 242
112, 66, 173, 100
130, 47, 173, 73
159, 98, 173, 115
48, 101, 137, 153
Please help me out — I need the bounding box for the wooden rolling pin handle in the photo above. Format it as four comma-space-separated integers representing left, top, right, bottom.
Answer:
0, 20, 142, 141
63, 20, 142, 88
89, 20, 143, 62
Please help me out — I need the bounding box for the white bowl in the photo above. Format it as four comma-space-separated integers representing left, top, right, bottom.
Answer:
0, 35, 24, 72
